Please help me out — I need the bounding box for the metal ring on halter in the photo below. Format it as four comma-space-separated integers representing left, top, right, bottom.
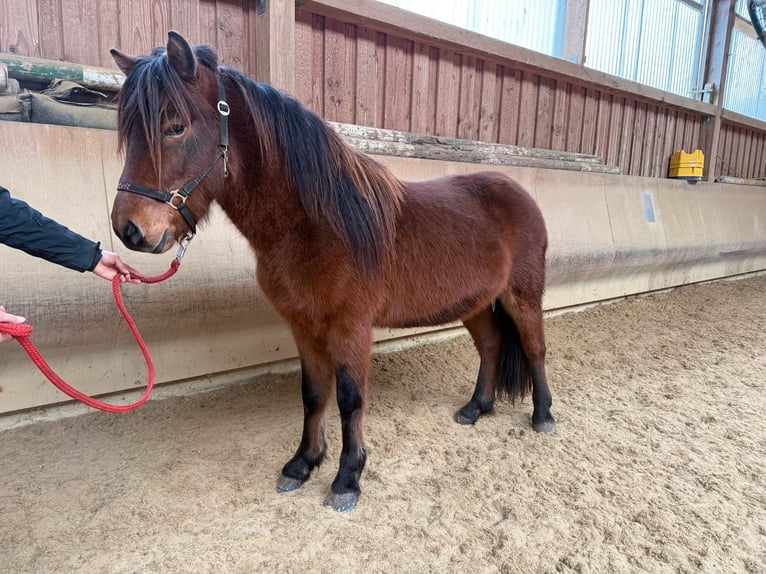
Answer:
166, 190, 188, 209
176, 234, 194, 260
217, 101, 230, 116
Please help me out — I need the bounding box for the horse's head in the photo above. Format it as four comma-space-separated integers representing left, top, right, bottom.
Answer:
110, 31, 227, 253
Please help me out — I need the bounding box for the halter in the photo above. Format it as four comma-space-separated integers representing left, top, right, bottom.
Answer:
116, 75, 230, 238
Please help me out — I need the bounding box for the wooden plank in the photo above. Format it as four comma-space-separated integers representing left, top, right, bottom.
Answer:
197, 0, 217, 45
293, 10, 315, 107
62, 0, 102, 64
534, 76, 554, 149
435, 49, 460, 137
735, 126, 747, 177
497, 65, 521, 145
566, 84, 586, 152
36, 0, 63, 60
293, 11, 325, 113
594, 91, 612, 163
355, 26, 385, 128
410, 41, 436, 134
214, 1, 247, 70
717, 125, 733, 176
324, 17, 355, 123
618, 100, 636, 174
640, 105, 658, 177
630, 102, 647, 176
551, 80, 570, 152
119, 0, 168, 55
170, 0, 200, 44
478, 61, 500, 143
97, 0, 120, 68
332, 122, 619, 173
606, 95, 624, 168
517, 70, 538, 148
754, 133, 765, 178
662, 109, 679, 178
650, 107, 669, 178
684, 113, 699, 152
581, 87, 599, 155
255, 0, 295, 92
383, 34, 413, 131
457, 55, 479, 140
2, 0, 40, 57
742, 128, 754, 178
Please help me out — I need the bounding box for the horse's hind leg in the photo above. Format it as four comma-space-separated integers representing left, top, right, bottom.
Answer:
501, 293, 555, 433
455, 306, 502, 424
277, 332, 334, 493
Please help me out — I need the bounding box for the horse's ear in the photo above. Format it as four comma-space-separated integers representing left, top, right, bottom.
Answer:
110, 48, 136, 75
166, 31, 196, 82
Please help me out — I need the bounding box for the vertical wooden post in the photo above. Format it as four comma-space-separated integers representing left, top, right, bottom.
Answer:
700, 0, 736, 181
253, 0, 296, 94
563, 0, 589, 64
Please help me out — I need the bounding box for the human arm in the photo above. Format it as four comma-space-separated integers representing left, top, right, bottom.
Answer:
0, 185, 102, 273
0, 185, 139, 282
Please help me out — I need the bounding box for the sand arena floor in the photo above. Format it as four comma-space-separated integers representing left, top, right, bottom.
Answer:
1, 274, 764, 573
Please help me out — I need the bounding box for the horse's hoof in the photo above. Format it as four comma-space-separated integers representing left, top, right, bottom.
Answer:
454, 404, 480, 425
323, 491, 359, 512
454, 410, 479, 425
532, 418, 556, 434
276, 474, 306, 493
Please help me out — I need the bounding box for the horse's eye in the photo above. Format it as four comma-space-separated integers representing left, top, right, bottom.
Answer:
163, 124, 185, 137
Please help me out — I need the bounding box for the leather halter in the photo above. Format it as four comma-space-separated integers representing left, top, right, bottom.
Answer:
116, 75, 230, 237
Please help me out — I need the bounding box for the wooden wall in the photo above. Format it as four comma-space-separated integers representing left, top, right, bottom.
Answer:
2, 0, 766, 181
0, 0, 259, 74
294, 9, 708, 178
718, 114, 766, 179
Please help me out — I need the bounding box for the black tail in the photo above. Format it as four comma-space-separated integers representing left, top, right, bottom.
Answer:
494, 300, 533, 402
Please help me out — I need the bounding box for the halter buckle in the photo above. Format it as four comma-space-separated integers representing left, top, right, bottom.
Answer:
217, 101, 230, 116
166, 189, 187, 209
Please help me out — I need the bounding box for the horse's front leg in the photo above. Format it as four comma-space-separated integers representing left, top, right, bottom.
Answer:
324, 324, 373, 512
277, 331, 334, 493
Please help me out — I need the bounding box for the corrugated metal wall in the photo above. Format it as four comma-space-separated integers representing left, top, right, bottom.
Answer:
377, 0, 566, 56
585, 0, 704, 98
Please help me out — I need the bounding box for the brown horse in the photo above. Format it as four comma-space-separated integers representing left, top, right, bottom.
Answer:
109, 32, 554, 512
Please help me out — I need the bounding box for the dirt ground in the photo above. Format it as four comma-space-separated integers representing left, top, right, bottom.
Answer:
1, 274, 764, 574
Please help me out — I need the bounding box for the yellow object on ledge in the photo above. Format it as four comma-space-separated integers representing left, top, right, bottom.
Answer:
669, 149, 704, 180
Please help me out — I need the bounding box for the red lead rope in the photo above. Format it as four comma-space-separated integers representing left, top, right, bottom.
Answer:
0, 258, 181, 413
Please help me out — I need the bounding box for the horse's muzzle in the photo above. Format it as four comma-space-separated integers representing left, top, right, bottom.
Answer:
116, 220, 169, 253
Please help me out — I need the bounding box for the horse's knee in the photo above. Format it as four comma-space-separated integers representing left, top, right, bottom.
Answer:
336, 365, 363, 417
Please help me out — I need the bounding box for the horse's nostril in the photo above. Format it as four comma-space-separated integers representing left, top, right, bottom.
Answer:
122, 220, 145, 247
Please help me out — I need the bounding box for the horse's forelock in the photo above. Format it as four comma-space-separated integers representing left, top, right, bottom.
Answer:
117, 46, 214, 169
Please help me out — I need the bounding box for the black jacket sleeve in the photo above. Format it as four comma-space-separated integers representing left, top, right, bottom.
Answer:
0, 185, 102, 273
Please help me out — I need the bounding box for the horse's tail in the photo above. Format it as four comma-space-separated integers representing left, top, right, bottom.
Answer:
493, 300, 534, 402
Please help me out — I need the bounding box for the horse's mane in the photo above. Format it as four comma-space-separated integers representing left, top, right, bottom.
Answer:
116, 44, 404, 273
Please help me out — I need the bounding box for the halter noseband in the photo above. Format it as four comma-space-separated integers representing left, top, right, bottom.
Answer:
116, 75, 230, 238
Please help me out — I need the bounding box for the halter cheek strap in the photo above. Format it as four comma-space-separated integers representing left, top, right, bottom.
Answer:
116, 75, 230, 236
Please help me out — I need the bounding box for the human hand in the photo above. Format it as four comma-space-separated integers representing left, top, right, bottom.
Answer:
92, 250, 142, 283
0, 306, 26, 343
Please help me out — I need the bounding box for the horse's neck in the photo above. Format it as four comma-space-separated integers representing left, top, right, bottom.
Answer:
216, 165, 305, 254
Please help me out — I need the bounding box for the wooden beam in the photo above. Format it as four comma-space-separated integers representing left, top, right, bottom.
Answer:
563, 0, 589, 65
254, 0, 295, 93
700, 0, 736, 181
